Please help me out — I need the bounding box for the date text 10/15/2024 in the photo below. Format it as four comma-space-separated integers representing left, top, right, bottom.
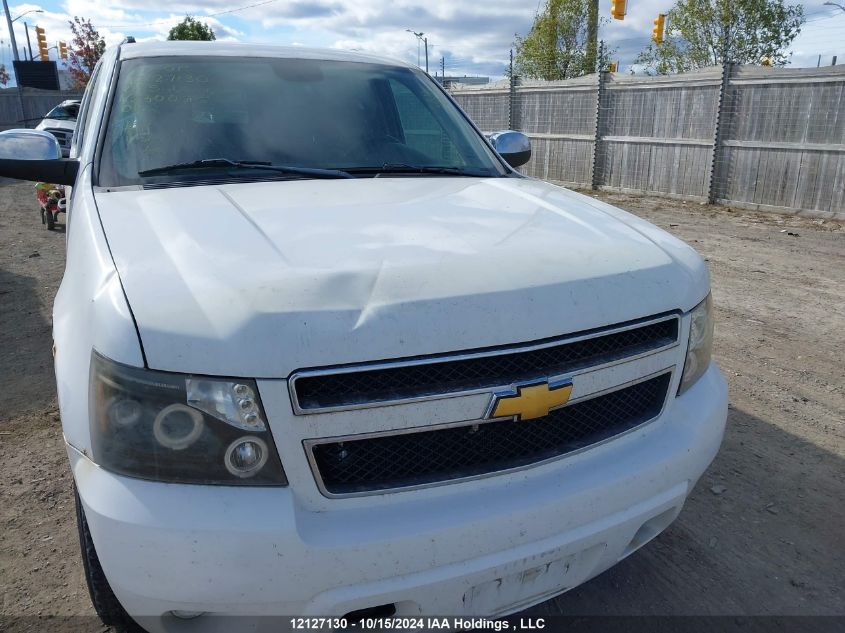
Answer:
289, 618, 547, 631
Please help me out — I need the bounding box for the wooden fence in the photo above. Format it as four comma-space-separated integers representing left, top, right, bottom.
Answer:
451, 65, 845, 219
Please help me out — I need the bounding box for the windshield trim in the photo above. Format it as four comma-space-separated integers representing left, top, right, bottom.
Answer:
95, 55, 514, 188
93, 52, 125, 189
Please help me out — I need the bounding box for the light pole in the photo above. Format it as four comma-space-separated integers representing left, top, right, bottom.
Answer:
13, 8, 43, 61
12, 8, 43, 22
2, 0, 20, 61
406, 29, 428, 74
24, 22, 32, 60
2, 5, 42, 121
2, 7, 43, 61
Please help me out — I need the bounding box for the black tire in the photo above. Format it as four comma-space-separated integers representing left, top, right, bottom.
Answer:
40, 207, 46, 225
45, 210, 55, 230
74, 484, 145, 632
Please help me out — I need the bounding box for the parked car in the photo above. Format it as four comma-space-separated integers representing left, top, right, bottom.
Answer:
35, 99, 81, 157
0, 40, 727, 633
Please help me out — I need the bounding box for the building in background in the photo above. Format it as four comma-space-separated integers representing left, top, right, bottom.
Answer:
438, 75, 490, 87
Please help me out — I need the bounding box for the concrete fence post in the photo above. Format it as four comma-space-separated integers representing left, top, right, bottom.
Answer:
591, 70, 608, 190
708, 62, 732, 204
508, 50, 518, 130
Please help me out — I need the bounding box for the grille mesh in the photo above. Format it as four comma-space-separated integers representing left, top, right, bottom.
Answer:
311, 373, 671, 494
44, 128, 71, 150
294, 318, 677, 410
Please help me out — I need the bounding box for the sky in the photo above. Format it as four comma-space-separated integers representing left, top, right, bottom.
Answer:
0, 0, 843, 81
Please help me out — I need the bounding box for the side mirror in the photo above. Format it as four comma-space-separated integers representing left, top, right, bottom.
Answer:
0, 129, 79, 185
489, 130, 531, 168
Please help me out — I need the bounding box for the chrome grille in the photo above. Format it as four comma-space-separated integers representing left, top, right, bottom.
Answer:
292, 316, 678, 412
44, 128, 71, 151
309, 372, 672, 495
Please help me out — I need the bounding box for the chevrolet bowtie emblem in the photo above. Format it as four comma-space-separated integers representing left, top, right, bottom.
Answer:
489, 379, 574, 421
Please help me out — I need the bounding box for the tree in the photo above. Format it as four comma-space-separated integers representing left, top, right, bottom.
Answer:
0, 64, 9, 87
67, 17, 106, 90
635, 0, 805, 75
167, 16, 216, 41
514, 0, 613, 80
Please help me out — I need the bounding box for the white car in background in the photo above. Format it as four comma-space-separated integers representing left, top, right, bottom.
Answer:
35, 99, 80, 157
0, 41, 727, 633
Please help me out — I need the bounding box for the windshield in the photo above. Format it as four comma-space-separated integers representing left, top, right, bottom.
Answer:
45, 103, 79, 121
99, 56, 507, 186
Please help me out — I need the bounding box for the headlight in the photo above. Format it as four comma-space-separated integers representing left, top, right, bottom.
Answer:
678, 293, 714, 395
89, 352, 287, 485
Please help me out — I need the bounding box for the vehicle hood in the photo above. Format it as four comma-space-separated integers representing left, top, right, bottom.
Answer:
35, 119, 75, 131
95, 177, 708, 377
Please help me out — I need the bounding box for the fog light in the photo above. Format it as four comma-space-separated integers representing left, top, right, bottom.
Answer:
225, 437, 268, 478
153, 404, 204, 450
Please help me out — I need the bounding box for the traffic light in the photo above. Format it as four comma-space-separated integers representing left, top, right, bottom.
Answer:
35, 26, 48, 61
58, 41, 68, 60
610, 0, 627, 20
609, 61, 618, 73
652, 14, 666, 45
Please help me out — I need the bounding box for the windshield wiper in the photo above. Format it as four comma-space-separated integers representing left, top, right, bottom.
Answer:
343, 163, 495, 177
138, 158, 354, 179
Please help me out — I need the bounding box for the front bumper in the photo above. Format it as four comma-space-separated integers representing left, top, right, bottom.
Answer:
70, 363, 727, 630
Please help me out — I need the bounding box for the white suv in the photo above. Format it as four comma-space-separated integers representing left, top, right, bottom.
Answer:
35, 99, 81, 157
0, 41, 726, 633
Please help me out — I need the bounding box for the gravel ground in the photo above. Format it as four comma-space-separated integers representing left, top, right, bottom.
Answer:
0, 181, 843, 630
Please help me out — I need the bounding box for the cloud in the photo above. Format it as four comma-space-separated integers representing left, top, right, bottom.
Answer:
0, 0, 839, 77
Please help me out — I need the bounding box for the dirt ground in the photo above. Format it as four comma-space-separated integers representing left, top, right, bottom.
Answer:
0, 181, 843, 629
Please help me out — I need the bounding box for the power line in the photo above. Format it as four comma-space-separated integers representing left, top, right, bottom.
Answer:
208, 0, 282, 18
98, 0, 282, 29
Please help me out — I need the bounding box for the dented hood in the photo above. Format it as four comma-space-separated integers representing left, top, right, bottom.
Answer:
95, 177, 708, 377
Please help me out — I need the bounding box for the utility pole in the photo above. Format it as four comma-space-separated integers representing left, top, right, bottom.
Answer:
406, 29, 429, 73
24, 22, 32, 61
586, 0, 599, 73
2, 0, 20, 61
440, 56, 445, 80
2, 0, 26, 126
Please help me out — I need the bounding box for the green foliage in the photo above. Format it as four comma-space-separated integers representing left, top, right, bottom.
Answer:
0, 64, 9, 87
167, 16, 217, 41
635, 0, 805, 75
514, 0, 612, 80
67, 17, 106, 90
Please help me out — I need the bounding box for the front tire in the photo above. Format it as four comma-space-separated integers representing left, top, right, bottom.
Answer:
74, 484, 143, 632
